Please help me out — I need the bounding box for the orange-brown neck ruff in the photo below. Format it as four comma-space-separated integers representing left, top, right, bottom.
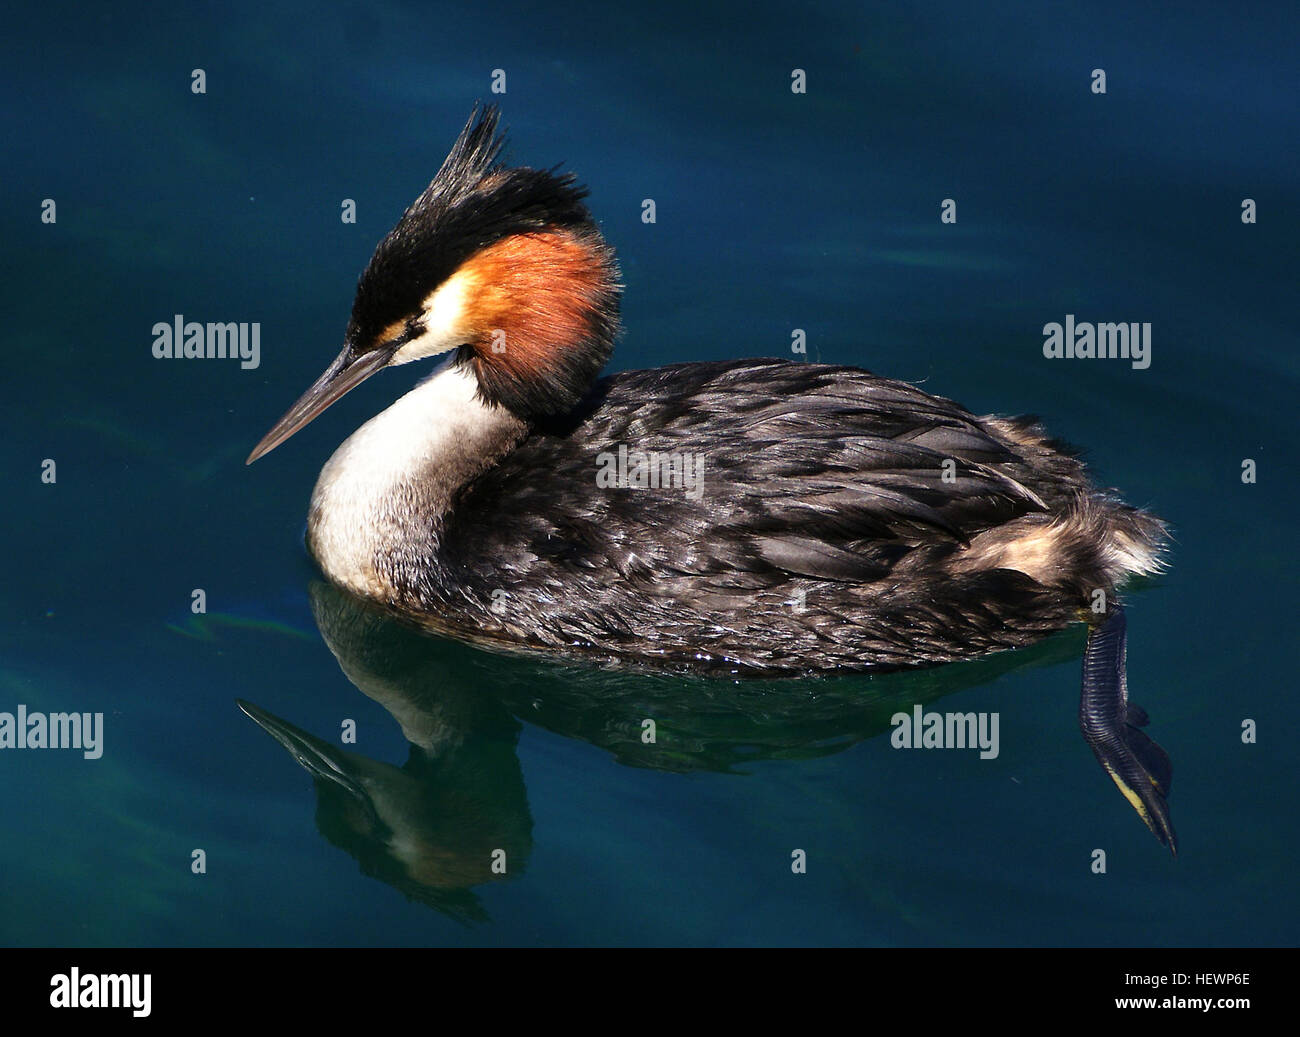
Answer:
456, 228, 619, 419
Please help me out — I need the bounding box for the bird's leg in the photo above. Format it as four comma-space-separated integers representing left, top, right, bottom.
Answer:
1079, 600, 1177, 855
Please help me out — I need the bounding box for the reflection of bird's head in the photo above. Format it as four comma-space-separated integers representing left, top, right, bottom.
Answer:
238, 699, 531, 924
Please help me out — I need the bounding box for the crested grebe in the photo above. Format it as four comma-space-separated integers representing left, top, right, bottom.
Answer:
247, 106, 1175, 852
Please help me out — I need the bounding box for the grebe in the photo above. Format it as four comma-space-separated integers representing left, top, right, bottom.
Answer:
247, 106, 1175, 852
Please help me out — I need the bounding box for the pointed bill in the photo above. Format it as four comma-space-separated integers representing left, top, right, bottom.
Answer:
246, 345, 392, 464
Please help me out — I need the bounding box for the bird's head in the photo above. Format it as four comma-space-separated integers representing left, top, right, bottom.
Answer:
248, 104, 621, 464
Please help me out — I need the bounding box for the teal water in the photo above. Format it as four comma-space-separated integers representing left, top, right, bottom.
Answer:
1, 1, 1296, 945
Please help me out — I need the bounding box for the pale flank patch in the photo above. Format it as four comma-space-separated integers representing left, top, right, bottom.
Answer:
1104, 528, 1164, 579
974, 525, 1061, 583
953, 510, 1164, 586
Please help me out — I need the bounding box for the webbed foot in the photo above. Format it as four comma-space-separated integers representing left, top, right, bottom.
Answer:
1079, 602, 1177, 855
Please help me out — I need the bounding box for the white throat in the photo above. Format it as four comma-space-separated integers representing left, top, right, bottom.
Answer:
306, 359, 525, 602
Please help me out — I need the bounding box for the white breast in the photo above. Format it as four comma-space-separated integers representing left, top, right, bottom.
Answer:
306, 359, 523, 601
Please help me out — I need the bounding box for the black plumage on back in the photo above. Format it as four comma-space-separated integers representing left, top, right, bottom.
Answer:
402, 357, 1160, 675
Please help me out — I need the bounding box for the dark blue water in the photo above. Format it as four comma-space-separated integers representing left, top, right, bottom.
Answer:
2, 1, 1296, 945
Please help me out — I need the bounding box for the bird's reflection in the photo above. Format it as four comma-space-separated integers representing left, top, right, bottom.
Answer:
238, 697, 527, 924
241, 580, 1082, 922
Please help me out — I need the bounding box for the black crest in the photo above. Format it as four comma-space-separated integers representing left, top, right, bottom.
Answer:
346, 105, 605, 356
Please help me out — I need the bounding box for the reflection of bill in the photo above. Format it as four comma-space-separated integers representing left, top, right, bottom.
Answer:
239, 697, 531, 926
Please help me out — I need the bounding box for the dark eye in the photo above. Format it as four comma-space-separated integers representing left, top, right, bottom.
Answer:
388, 320, 424, 349
370, 319, 424, 353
